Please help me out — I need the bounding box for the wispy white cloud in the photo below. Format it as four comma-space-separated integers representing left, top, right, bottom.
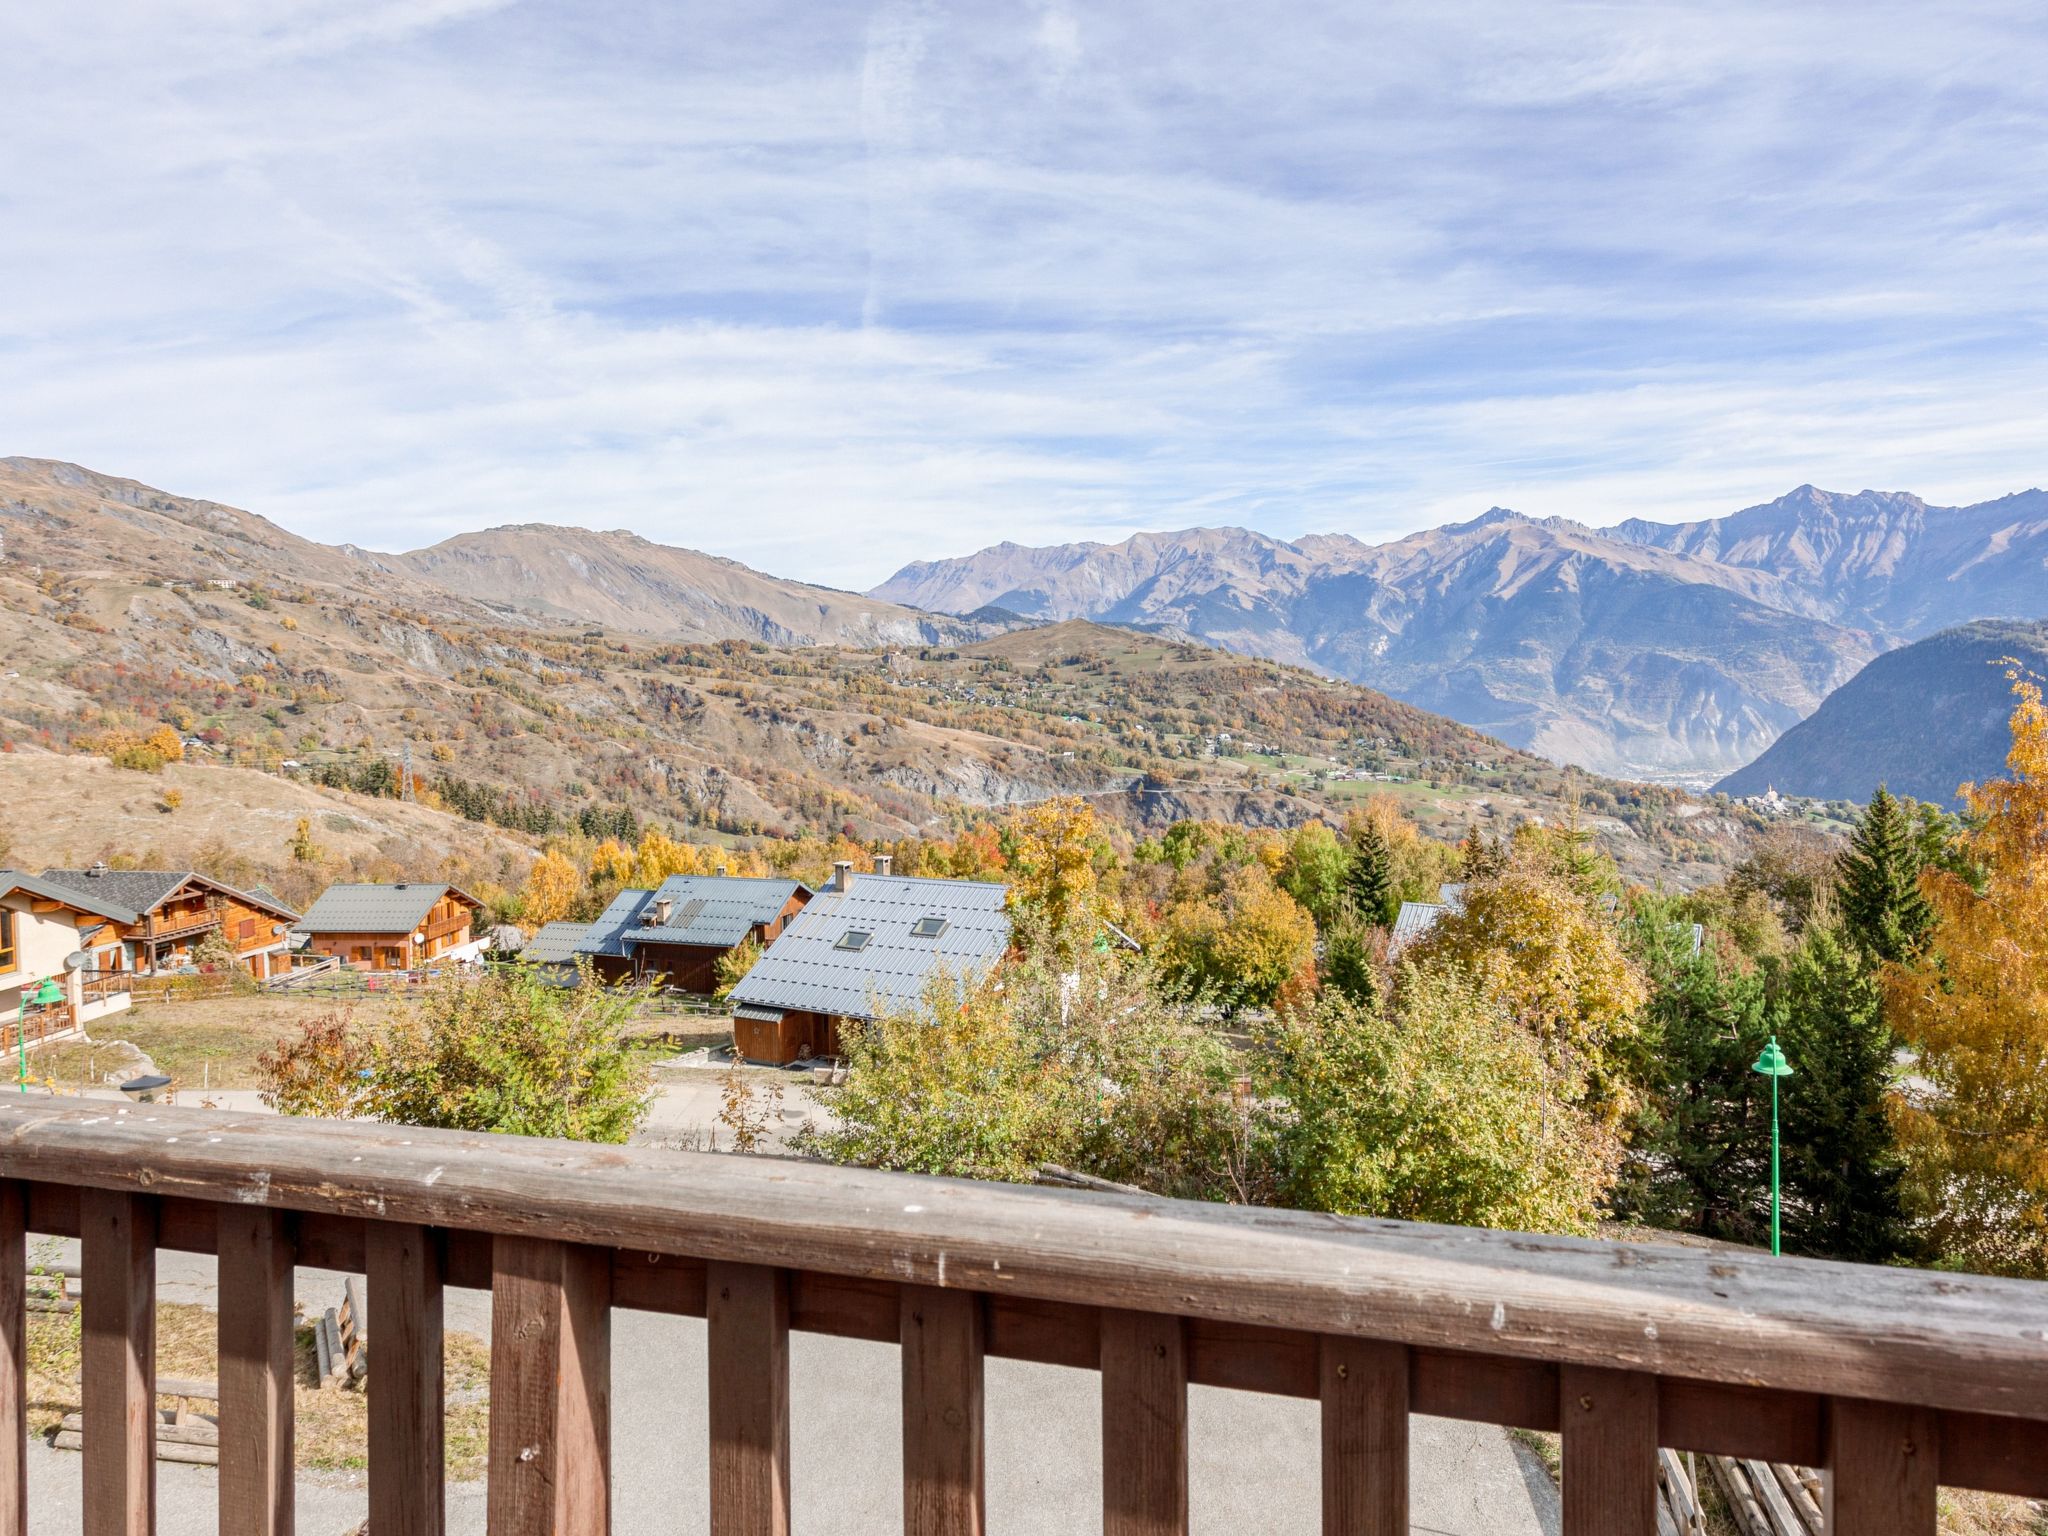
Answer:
3, 0, 2046, 586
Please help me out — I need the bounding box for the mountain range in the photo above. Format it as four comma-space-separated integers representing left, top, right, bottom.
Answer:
4, 457, 1760, 892
874, 487, 2048, 780
1714, 620, 2048, 808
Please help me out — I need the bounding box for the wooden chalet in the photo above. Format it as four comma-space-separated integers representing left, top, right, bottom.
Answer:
725, 858, 1010, 1065
295, 882, 483, 971
39, 865, 301, 980
0, 870, 136, 1053
575, 873, 812, 992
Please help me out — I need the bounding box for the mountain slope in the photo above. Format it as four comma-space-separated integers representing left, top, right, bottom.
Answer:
0, 460, 1758, 889
875, 509, 1877, 779
1714, 620, 2048, 807
379, 524, 993, 647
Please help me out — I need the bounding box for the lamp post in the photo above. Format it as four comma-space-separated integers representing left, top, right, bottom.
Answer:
17, 976, 64, 1094
1752, 1035, 1794, 1255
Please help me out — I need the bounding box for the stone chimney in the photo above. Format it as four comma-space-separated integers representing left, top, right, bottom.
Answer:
873, 854, 893, 876
716, 864, 728, 877
832, 860, 855, 892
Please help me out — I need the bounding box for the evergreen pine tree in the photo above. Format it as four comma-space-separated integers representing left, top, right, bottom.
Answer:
1614, 917, 1773, 1241
1773, 922, 1909, 1262
1345, 823, 1398, 927
1836, 785, 1934, 965
1319, 906, 1382, 1010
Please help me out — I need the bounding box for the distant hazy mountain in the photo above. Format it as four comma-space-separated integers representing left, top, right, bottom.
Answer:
1610, 485, 2048, 635
876, 486, 2048, 779
1714, 620, 2048, 807
372, 524, 994, 648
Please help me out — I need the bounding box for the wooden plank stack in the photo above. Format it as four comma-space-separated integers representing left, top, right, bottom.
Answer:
1707, 1454, 1825, 1536
314, 1276, 367, 1390
53, 1379, 221, 1466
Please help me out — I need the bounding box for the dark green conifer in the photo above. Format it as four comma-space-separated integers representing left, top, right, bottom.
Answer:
1836, 785, 1934, 965
1773, 922, 1910, 1262
1345, 823, 1398, 927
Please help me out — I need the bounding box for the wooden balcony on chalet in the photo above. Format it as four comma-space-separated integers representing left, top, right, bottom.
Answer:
0, 1097, 2042, 1534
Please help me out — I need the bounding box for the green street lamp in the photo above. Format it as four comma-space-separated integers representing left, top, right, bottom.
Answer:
1752, 1035, 1794, 1255
17, 976, 64, 1094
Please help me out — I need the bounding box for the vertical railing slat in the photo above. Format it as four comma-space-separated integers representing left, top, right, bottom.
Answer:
1320, 1336, 1407, 1536
217, 1206, 294, 1536
1560, 1365, 1658, 1536
1825, 1398, 1937, 1534
81, 1189, 155, 1536
1101, 1309, 1188, 1536
708, 1261, 791, 1536
901, 1285, 985, 1536
487, 1236, 612, 1536
369, 1222, 446, 1536
0, 1183, 24, 1536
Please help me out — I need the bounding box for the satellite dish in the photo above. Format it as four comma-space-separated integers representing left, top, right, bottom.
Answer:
62, 951, 92, 972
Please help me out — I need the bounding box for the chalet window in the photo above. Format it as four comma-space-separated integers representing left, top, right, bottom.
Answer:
0, 909, 13, 973
909, 916, 949, 939
835, 930, 872, 952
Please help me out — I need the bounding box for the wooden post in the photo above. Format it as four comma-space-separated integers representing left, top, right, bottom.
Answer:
708, 1261, 791, 1536
1101, 1310, 1188, 1536
488, 1237, 612, 1536
901, 1285, 985, 1536
1825, 1398, 1937, 1534
216, 1207, 295, 1536
369, 1222, 446, 1536
81, 1189, 155, 1536
0, 1183, 24, 1536
1320, 1336, 1408, 1536
1561, 1365, 1658, 1536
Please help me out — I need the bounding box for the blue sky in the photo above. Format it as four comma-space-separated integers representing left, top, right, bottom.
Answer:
5, 1, 2046, 586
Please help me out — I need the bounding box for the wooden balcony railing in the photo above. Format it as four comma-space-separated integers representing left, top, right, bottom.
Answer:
0, 1097, 2043, 1534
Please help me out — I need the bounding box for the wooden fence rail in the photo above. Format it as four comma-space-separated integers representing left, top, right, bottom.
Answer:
0, 1099, 2041, 1534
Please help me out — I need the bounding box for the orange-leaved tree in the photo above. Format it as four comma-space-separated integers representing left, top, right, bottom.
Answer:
1885, 671, 2048, 1275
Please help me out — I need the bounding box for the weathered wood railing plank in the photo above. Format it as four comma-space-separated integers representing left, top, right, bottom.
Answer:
216, 1206, 295, 1536
902, 1285, 985, 1536
369, 1221, 446, 1536
81, 1189, 155, 1536
1825, 1398, 1937, 1535
1561, 1366, 1658, 1536
1320, 1336, 1407, 1536
1101, 1309, 1188, 1536
487, 1237, 612, 1536
0, 1184, 23, 1536
708, 1261, 791, 1536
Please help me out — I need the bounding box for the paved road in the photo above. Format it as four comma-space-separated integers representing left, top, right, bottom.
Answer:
22, 1243, 1558, 1535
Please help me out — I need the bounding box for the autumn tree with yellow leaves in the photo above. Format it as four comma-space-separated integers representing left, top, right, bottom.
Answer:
519, 848, 584, 934
1885, 673, 2048, 1276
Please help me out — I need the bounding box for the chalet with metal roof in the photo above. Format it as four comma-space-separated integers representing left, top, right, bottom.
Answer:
726, 858, 1011, 1065
39, 865, 301, 980
0, 870, 139, 1049
574, 873, 811, 992
295, 882, 483, 971
1388, 881, 1467, 954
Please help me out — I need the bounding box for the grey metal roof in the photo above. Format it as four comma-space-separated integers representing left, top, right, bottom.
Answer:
0, 870, 139, 926
297, 883, 474, 934
40, 868, 302, 924
1388, 901, 1446, 952
619, 876, 808, 952
523, 921, 594, 965
575, 887, 660, 959
728, 874, 1011, 1023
